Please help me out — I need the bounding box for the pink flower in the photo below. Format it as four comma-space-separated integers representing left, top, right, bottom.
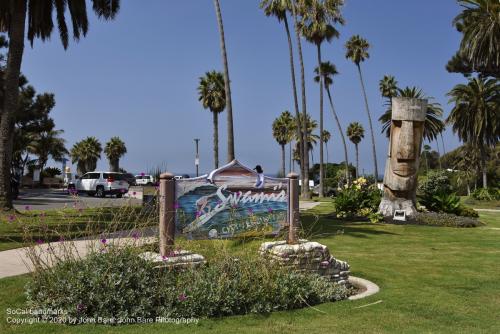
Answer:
36, 239, 43, 245
24, 205, 30, 211
133, 191, 137, 195
162, 255, 168, 261
7, 215, 15, 222
131, 231, 139, 240
178, 293, 187, 302
101, 238, 107, 244
76, 303, 85, 312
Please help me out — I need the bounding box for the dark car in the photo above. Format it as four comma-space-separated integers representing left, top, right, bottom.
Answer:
123, 173, 136, 186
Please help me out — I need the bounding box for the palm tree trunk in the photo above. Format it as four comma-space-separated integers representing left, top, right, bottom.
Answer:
0, 0, 26, 210
283, 14, 303, 178
291, 0, 310, 198
326, 87, 350, 183
480, 145, 487, 188
281, 144, 286, 178
325, 142, 329, 169
289, 141, 292, 173
213, 0, 235, 162
317, 44, 324, 198
355, 143, 359, 178
356, 64, 379, 182
213, 111, 219, 169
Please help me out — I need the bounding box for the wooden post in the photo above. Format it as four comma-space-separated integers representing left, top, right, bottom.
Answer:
159, 172, 175, 256
287, 172, 299, 244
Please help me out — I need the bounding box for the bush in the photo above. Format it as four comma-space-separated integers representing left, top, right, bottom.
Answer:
414, 212, 484, 228
418, 170, 452, 196
471, 188, 500, 201
455, 205, 479, 218
26, 247, 350, 323
333, 177, 381, 218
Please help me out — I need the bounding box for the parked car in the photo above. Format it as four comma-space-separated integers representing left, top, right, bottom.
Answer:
73, 172, 129, 197
135, 174, 155, 186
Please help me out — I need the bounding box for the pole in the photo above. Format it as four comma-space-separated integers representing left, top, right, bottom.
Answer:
159, 172, 175, 256
287, 172, 299, 244
194, 138, 200, 177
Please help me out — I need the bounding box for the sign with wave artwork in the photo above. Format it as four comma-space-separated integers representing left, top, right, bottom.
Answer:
175, 160, 289, 239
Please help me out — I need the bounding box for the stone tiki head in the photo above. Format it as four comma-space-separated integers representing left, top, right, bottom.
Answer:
379, 97, 427, 218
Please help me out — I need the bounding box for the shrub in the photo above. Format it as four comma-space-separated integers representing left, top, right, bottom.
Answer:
418, 170, 452, 196
333, 177, 381, 218
26, 247, 350, 323
419, 191, 460, 214
414, 212, 484, 228
455, 205, 479, 218
471, 188, 500, 201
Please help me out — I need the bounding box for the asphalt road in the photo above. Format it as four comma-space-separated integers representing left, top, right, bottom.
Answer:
13, 188, 142, 211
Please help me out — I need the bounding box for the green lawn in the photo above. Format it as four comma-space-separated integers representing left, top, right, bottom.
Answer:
0, 204, 155, 251
0, 202, 499, 333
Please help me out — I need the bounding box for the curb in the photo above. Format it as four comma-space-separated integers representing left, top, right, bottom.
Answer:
348, 276, 380, 300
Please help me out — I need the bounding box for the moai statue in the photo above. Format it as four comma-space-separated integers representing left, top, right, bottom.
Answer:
378, 97, 427, 220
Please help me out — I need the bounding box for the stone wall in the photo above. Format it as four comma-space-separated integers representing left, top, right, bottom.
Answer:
259, 240, 350, 285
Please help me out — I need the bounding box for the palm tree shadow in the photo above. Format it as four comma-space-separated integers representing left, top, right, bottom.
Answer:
299, 212, 399, 239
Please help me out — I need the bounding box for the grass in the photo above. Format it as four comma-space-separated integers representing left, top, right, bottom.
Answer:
460, 196, 500, 210
0, 203, 155, 251
0, 202, 499, 333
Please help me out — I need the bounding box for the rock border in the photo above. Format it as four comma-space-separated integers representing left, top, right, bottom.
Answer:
348, 276, 380, 300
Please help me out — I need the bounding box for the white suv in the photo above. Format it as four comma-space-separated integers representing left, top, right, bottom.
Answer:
75, 172, 129, 197
135, 174, 155, 186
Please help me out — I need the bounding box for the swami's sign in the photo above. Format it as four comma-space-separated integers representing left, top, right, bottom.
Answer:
174, 160, 289, 239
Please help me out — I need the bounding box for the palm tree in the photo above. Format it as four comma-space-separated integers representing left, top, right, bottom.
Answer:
71, 137, 102, 175
213, 0, 235, 162
346, 122, 364, 178
300, 0, 344, 197
379, 86, 445, 142
422, 144, 432, 173
0, 0, 120, 209
290, 0, 311, 198
260, 0, 304, 176
345, 35, 379, 181
447, 76, 499, 188
321, 129, 331, 166
198, 71, 226, 169
104, 137, 127, 173
452, 0, 500, 77
273, 111, 295, 177
379, 75, 398, 104
28, 129, 68, 183
314, 61, 350, 182
296, 113, 320, 166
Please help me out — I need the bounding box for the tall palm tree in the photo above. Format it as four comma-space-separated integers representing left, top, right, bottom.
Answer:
447, 76, 499, 188
314, 61, 350, 182
346, 122, 364, 178
379, 75, 398, 104
345, 35, 379, 181
213, 0, 235, 162
379, 86, 445, 141
273, 111, 295, 177
300, 0, 344, 197
70, 137, 102, 175
198, 71, 226, 169
296, 113, 320, 167
290, 0, 311, 198
453, 0, 500, 76
321, 129, 330, 166
260, 0, 304, 177
0, 0, 120, 209
104, 137, 127, 172
422, 144, 432, 173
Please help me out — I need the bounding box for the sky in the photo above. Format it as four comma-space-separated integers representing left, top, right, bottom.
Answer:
20, 0, 466, 177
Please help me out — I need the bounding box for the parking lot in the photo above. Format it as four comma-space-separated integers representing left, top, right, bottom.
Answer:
13, 188, 142, 211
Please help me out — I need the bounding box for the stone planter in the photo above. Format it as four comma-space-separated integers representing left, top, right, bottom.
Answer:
259, 239, 350, 285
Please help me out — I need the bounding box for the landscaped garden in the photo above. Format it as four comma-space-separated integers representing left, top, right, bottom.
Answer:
0, 198, 498, 333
